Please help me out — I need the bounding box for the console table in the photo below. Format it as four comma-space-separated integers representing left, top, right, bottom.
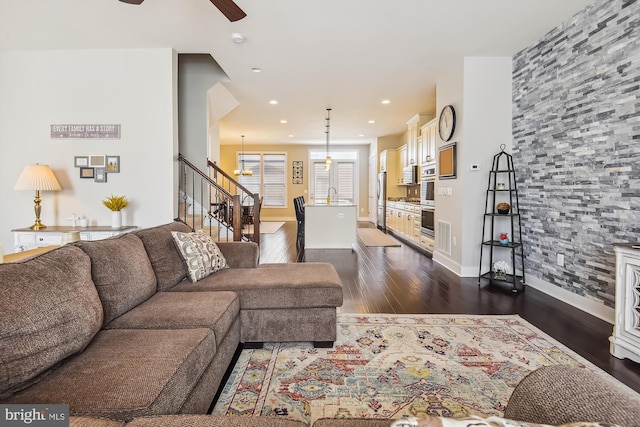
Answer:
12, 225, 137, 252
610, 243, 640, 363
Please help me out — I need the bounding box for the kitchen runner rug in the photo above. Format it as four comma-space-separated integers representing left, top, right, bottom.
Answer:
212, 314, 600, 425
357, 228, 401, 247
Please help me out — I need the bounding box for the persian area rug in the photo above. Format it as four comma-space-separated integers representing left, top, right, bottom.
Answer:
357, 228, 401, 247
212, 314, 599, 425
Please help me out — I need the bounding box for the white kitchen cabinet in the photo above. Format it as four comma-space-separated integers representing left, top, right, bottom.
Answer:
398, 145, 408, 171
407, 114, 430, 167
610, 244, 640, 363
385, 202, 434, 252
420, 118, 437, 165
379, 150, 387, 172
12, 226, 137, 252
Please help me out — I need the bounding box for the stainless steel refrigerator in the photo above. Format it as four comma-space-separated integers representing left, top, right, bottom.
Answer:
376, 172, 386, 230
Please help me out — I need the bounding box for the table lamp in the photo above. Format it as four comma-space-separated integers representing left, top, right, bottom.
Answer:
14, 164, 62, 230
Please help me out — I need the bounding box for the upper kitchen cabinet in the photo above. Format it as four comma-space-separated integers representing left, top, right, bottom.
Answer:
406, 114, 431, 166
419, 118, 437, 165
398, 144, 408, 170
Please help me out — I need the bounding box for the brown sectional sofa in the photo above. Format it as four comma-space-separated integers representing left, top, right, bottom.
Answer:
3, 220, 640, 427
0, 221, 343, 422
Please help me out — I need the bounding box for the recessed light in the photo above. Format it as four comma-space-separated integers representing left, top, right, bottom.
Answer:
251, 67, 262, 73
288, 134, 294, 138
280, 120, 287, 124
381, 99, 391, 104
231, 33, 245, 43
368, 120, 375, 124
269, 100, 278, 105
359, 134, 365, 137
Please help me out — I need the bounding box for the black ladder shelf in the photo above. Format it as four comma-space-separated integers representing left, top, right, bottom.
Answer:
478, 144, 525, 292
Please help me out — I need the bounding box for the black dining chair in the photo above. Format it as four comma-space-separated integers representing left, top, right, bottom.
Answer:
293, 196, 305, 261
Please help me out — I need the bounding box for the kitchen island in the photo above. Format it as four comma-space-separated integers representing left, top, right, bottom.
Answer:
305, 204, 357, 249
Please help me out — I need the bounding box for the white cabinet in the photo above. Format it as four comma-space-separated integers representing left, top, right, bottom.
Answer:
610, 244, 640, 363
386, 202, 431, 250
398, 145, 408, 171
420, 118, 437, 165
379, 151, 387, 172
407, 114, 430, 167
12, 226, 137, 252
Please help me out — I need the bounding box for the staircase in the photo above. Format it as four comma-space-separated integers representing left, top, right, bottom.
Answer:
176, 154, 260, 245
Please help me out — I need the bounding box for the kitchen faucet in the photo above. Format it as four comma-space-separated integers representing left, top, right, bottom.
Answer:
327, 187, 337, 205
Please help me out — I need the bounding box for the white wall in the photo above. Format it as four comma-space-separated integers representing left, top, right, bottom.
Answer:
432, 57, 512, 276
0, 48, 178, 253
460, 57, 513, 276
178, 54, 229, 171
432, 60, 465, 273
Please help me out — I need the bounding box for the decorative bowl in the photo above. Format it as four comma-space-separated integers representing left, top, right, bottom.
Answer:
497, 202, 510, 214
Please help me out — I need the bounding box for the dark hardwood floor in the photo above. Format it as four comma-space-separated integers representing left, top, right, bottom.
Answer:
259, 220, 640, 393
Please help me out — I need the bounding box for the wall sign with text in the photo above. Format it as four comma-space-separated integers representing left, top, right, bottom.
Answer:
51, 124, 121, 139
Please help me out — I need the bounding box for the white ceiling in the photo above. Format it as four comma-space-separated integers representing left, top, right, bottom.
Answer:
0, 0, 592, 146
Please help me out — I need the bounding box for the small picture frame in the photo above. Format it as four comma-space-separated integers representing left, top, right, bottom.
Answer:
74, 156, 89, 167
80, 167, 95, 179
292, 160, 303, 184
89, 155, 106, 168
94, 167, 107, 183
106, 155, 120, 173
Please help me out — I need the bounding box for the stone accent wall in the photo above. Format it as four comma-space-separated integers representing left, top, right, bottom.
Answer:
512, 0, 640, 307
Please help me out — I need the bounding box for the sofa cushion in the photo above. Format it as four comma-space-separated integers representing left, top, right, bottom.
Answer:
170, 263, 343, 309
135, 221, 191, 291
0, 245, 103, 399
3, 328, 216, 421
70, 417, 125, 427
75, 233, 157, 325
215, 241, 259, 269
171, 230, 228, 283
504, 365, 640, 426
105, 291, 240, 347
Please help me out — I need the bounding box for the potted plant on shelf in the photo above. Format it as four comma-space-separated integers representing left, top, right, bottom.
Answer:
493, 260, 511, 280
102, 195, 129, 228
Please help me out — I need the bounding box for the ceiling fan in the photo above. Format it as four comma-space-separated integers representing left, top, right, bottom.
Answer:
119, 0, 246, 22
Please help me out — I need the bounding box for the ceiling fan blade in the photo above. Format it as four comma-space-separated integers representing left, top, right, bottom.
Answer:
119, 0, 144, 4
210, 0, 246, 22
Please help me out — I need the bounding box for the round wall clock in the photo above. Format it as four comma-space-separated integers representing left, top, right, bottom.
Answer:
438, 105, 456, 141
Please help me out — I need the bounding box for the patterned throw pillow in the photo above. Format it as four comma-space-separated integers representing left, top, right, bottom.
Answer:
171, 229, 228, 283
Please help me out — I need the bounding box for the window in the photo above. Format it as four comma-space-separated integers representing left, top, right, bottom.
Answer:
311, 156, 356, 205
238, 153, 286, 207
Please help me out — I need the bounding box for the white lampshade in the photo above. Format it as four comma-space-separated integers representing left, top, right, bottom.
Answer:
14, 164, 62, 191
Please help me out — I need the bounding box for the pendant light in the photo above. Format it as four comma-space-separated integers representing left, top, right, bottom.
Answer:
233, 135, 253, 176
324, 108, 332, 171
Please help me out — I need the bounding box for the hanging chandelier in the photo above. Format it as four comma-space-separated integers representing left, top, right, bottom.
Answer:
233, 135, 253, 176
324, 108, 332, 171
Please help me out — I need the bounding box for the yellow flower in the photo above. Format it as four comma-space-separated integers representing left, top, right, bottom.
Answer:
102, 195, 129, 211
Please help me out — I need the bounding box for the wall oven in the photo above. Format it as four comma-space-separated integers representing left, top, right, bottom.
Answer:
421, 207, 435, 238
420, 165, 436, 207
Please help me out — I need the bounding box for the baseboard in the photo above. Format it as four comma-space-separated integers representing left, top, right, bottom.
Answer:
432, 251, 462, 275
525, 275, 614, 324
434, 253, 614, 325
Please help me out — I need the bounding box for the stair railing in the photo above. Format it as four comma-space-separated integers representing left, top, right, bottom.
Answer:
176, 154, 260, 245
